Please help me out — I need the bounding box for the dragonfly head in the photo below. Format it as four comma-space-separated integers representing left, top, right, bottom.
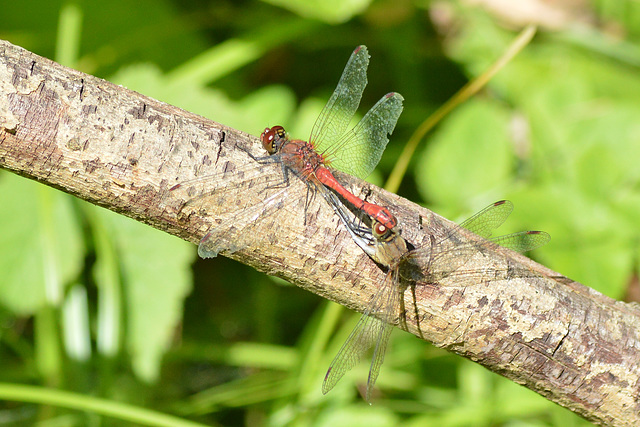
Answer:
371, 220, 407, 266
260, 126, 287, 155
372, 221, 394, 242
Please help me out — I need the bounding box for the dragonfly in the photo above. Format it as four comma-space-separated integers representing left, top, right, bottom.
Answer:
322, 200, 551, 401
169, 45, 403, 258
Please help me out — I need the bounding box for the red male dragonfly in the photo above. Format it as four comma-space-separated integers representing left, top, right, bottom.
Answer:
169, 46, 403, 258
323, 200, 551, 401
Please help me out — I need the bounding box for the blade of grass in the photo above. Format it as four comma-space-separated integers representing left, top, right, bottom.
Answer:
55, 1, 83, 68
34, 186, 63, 388
85, 205, 122, 358
62, 284, 92, 361
0, 383, 208, 427
292, 301, 344, 400
176, 373, 295, 415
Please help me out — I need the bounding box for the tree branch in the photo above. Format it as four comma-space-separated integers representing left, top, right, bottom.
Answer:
1, 39, 638, 426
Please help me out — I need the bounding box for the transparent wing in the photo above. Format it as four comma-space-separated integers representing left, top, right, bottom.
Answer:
322, 269, 400, 398
490, 230, 550, 253
311, 45, 369, 156
168, 155, 271, 202
322, 314, 386, 397
382, 201, 550, 285
365, 271, 399, 401
326, 92, 404, 179
460, 200, 513, 239
459, 199, 551, 252
432, 200, 547, 262
197, 185, 293, 258
415, 253, 547, 288
167, 152, 307, 258
405, 228, 550, 286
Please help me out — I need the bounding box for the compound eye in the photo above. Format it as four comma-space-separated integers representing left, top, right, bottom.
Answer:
260, 126, 286, 154
274, 126, 286, 139
372, 221, 391, 240
260, 127, 276, 153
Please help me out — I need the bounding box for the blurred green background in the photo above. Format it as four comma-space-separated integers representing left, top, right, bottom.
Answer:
1, 0, 639, 425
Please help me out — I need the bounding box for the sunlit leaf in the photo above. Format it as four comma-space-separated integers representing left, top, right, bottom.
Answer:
260, 0, 371, 24
0, 173, 83, 314
111, 64, 296, 136
92, 207, 195, 382
416, 99, 513, 207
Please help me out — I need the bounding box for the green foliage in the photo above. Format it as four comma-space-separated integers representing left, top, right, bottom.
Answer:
0, 173, 83, 314
112, 63, 298, 136
260, 0, 372, 24
0, 0, 634, 425
417, 99, 514, 206
92, 206, 194, 382
420, 10, 640, 296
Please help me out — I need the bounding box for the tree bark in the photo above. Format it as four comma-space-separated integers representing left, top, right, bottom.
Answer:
1, 39, 638, 426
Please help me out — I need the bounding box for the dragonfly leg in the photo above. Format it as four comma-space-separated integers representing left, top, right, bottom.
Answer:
409, 282, 426, 339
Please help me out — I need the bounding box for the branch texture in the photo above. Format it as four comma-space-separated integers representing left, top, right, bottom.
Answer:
1, 40, 639, 426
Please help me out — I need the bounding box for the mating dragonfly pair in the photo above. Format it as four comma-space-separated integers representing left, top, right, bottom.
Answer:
169, 46, 550, 402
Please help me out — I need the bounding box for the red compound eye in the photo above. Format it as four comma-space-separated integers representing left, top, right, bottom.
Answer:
373, 222, 388, 237
260, 125, 286, 154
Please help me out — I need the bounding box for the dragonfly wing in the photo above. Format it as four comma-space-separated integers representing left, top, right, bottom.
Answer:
323, 270, 397, 396
423, 263, 545, 288
197, 185, 292, 258
168, 151, 307, 258
365, 269, 401, 401
311, 46, 369, 155
406, 230, 549, 287
322, 312, 385, 395
328, 92, 404, 179
490, 230, 550, 253
366, 320, 394, 401
459, 200, 551, 251
460, 200, 514, 239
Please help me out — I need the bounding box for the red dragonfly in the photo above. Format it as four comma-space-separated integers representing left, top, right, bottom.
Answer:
169, 46, 403, 258
323, 200, 550, 401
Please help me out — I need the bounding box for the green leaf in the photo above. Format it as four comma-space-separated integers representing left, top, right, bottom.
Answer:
0, 173, 83, 314
91, 206, 195, 382
416, 99, 513, 207
111, 64, 296, 136
260, 0, 371, 24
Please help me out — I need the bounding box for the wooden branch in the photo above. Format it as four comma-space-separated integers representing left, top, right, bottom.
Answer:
1, 39, 638, 425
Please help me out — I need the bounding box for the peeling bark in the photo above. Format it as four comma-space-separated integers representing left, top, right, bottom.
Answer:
0, 39, 639, 426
